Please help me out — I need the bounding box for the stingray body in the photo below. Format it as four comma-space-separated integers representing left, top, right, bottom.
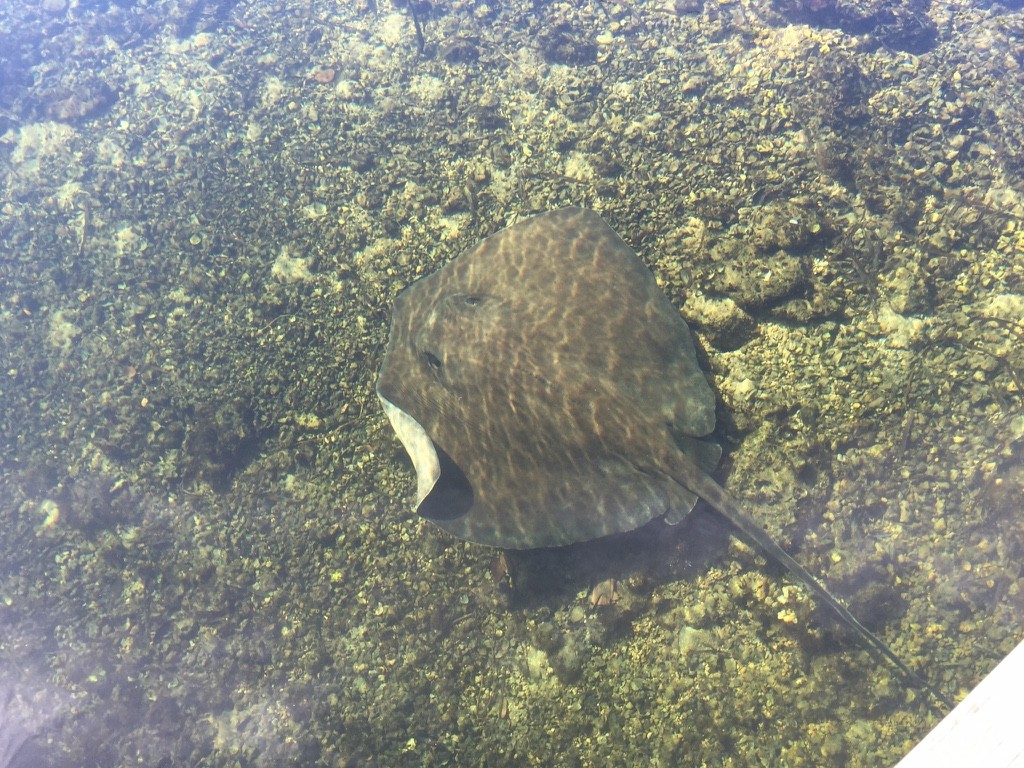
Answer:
377, 207, 945, 704
378, 207, 720, 548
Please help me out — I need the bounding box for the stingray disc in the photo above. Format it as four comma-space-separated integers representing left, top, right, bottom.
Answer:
377, 207, 720, 548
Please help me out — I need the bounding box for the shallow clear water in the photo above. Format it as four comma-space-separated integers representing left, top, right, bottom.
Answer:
1, 0, 1022, 765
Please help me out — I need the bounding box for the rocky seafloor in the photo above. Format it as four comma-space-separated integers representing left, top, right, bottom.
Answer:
1, 0, 1023, 765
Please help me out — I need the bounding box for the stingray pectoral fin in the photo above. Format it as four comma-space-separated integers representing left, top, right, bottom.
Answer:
668, 427, 722, 474
417, 446, 473, 521
379, 394, 442, 506
378, 394, 472, 521
662, 486, 700, 525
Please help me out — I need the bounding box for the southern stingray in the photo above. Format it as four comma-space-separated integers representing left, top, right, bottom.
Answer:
377, 207, 947, 705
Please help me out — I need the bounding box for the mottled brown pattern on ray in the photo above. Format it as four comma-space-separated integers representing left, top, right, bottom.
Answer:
376, 207, 720, 548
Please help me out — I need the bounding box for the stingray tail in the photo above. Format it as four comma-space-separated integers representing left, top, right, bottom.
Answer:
684, 465, 952, 712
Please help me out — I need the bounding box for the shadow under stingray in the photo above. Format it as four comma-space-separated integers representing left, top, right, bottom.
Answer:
495, 495, 911, 666
498, 505, 734, 611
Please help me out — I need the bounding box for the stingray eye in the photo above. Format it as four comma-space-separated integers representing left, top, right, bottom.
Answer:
423, 351, 443, 372
462, 294, 483, 307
